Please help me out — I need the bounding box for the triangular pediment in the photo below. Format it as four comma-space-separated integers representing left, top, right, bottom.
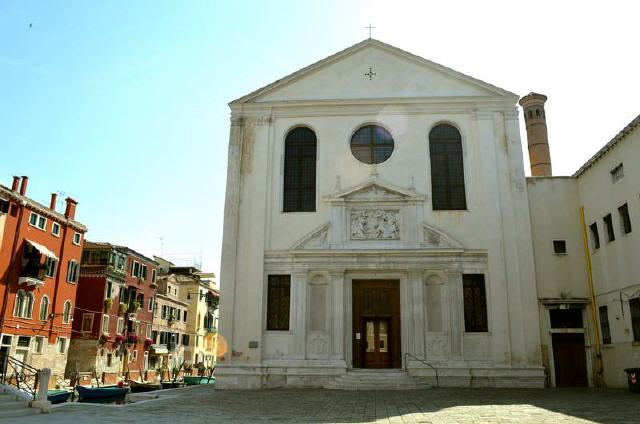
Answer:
325, 178, 425, 204
292, 223, 330, 250
421, 223, 464, 249
232, 39, 516, 104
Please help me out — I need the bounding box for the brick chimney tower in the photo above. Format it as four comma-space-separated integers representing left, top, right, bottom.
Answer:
519, 93, 552, 176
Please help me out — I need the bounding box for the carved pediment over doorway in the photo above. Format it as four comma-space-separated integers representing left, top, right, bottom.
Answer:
324, 178, 425, 204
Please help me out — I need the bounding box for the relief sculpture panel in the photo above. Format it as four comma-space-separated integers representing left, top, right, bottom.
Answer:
349, 209, 400, 240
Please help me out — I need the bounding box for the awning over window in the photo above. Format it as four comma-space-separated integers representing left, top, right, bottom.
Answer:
150, 344, 168, 354
26, 239, 58, 260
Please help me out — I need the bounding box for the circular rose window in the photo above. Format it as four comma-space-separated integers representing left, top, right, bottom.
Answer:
350, 125, 394, 165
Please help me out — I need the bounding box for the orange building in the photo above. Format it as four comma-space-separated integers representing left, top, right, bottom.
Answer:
0, 176, 87, 381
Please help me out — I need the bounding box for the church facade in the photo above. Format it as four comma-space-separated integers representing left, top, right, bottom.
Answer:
217, 39, 546, 388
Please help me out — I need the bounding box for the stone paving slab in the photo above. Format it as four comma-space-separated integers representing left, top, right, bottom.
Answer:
2, 386, 639, 424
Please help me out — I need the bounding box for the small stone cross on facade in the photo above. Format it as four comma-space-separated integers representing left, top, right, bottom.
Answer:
364, 67, 376, 80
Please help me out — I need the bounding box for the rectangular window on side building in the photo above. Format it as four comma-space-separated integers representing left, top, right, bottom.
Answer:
116, 317, 124, 335
266, 275, 291, 331
72, 232, 81, 245
102, 315, 109, 334
603, 214, 615, 242
82, 313, 93, 333
33, 336, 44, 354
610, 163, 624, 183
618, 203, 632, 235
590, 223, 600, 249
599, 305, 611, 345
52, 222, 60, 237
57, 337, 67, 353
44, 257, 57, 278
629, 298, 640, 342
552, 240, 567, 254
462, 274, 488, 332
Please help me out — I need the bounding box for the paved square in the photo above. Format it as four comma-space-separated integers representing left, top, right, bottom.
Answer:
4, 386, 639, 424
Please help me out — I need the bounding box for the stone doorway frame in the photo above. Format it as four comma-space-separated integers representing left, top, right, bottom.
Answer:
345, 272, 409, 370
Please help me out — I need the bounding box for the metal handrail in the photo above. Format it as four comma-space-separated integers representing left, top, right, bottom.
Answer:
404, 352, 439, 388
0, 351, 41, 399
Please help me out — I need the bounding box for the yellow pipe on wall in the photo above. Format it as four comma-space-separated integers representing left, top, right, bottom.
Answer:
580, 205, 603, 385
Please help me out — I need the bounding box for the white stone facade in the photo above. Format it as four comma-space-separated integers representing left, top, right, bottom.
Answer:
217, 39, 544, 389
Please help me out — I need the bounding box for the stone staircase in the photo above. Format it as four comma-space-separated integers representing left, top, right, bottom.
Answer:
0, 387, 41, 419
324, 369, 432, 390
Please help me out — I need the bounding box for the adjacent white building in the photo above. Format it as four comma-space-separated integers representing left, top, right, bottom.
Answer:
217, 39, 545, 389
528, 114, 640, 388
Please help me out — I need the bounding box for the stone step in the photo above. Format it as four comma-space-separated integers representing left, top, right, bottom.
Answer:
325, 370, 433, 390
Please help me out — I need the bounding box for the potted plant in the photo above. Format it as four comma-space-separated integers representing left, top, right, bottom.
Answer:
99, 334, 110, 345
128, 301, 140, 313
118, 303, 128, 316
127, 333, 139, 345
114, 334, 124, 347
144, 338, 153, 349
103, 297, 113, 312
167, 314, 176, 325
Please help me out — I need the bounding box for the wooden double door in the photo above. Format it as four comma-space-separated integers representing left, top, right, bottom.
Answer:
352, 280, 401, 369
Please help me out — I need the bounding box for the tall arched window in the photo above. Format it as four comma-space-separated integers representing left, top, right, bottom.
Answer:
283, 127, 317, 212
14, 290, 26, 317
63, 301, 72, 324
429, 124, 467, 210
40, 296, 50, 321
25, 293, 34, 318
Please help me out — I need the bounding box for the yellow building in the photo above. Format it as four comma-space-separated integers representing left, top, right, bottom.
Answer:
154, 258, 219, 370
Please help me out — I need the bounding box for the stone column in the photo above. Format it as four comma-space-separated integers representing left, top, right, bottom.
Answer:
329, 270, 345, 360
447, 271, 464, 361
408, 271, 425, 357
218, 116, 244, 364
292, 271, 308, 360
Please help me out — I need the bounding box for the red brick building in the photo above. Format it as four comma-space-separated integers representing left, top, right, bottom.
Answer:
0, 176, 87, 381
66, 242, 158, 383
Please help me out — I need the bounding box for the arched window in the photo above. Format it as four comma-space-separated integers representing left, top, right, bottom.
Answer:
40, 296, 50, 321
350, 125, 394, 165
536, 108, 541, 117
14, 290, 26, 317
429, 124, 467, 210
63, 301, 72, 324
283, 127, 317, 212
25, 292, 34, 318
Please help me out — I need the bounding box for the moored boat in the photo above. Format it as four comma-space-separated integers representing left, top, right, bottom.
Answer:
76, 385, 129, 399
128, 380, 162, 393
47, 389, 73, 404
160, 381, 184, 389
183, 376, 216, 386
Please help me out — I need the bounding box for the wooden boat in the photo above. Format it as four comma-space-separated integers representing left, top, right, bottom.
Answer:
183, 376, 216, 386
128, 380, 162, 393
76, 385, 129, 399
160, 381, 184, 389
47, 389, 73, 404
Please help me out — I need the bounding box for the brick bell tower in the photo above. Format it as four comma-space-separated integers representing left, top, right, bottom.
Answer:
519, 92, 552, 176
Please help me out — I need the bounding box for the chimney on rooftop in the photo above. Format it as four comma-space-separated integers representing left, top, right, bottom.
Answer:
64, 197, 78, 220
519, 93, 552, 176
50, 193, 58, 211
11, 176, 20, 191
19, 176, 29, 195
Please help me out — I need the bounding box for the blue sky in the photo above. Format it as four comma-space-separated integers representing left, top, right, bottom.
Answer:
2, 1, 639, 279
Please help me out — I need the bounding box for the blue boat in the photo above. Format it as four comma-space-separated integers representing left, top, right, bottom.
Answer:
47, 389, 73, 404
76, 385, 129, 399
